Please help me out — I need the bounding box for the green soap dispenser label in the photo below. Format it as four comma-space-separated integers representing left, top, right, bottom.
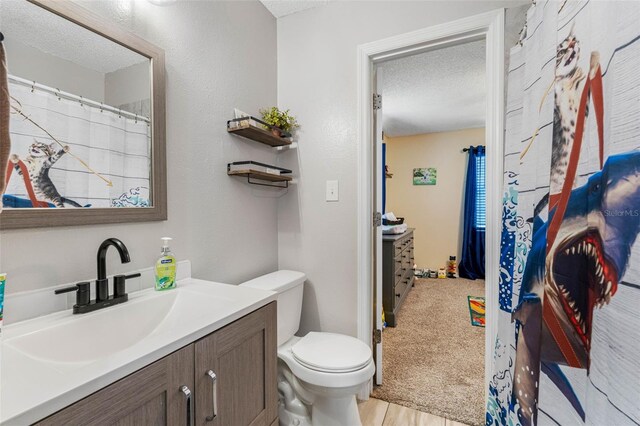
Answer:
156, 237, 176, 291
155, 256, 176, 290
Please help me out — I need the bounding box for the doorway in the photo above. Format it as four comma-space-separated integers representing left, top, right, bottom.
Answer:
356, 8, 505, 419
372, 39, 488, 424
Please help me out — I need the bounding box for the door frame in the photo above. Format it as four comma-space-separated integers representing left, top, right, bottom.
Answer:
356, 9, 505, 400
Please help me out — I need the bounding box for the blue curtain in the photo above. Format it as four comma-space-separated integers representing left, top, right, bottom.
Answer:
382, 143, 386, 214
459, 145, 485, 280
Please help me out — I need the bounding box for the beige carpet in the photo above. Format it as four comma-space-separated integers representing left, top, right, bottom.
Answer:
371, 278, 485, 426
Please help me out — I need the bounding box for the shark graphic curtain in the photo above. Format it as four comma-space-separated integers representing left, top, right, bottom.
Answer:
487, 2, 640, 426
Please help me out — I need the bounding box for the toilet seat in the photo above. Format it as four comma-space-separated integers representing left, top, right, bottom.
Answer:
292, 332, 372, 373
278, 335, 375, 389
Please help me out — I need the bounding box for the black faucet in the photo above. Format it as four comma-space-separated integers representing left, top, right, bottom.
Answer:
55, 238, 141, 314
96, 238, 131, 301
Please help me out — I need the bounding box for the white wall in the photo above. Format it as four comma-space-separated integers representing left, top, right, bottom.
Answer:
105, 61, 150, 108
0, 0, 279, 294
4, 36, 106, 102
5, 33, 150, 110
277, 1, 528, 337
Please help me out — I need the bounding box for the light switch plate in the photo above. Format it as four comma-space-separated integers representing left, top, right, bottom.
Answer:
326, 180, 339, 202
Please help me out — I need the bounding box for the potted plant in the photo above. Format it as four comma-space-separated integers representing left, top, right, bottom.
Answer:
259, 107, 299, 137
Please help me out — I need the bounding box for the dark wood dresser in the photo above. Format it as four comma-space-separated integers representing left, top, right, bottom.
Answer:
382, 228, 415, 327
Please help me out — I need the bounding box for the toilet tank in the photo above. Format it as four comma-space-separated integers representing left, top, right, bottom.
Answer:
240, 270, 306, 346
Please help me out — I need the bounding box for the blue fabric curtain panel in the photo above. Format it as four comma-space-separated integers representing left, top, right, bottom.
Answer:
488, 2, 640, 426
382, 143, 386, 214
459, 145, 485, 280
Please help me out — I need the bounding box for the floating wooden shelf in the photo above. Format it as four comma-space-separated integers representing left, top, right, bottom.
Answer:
227, 118, 292, 147
228, 169, 292, 182
227, 161, 293, 188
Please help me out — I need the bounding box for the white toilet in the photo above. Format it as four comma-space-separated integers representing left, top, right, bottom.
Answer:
241, 270, 375, 426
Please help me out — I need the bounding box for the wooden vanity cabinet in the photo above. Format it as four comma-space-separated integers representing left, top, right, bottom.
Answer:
36, 302, 277, 426
195, 302, 277, 426
37, 345, 195, 426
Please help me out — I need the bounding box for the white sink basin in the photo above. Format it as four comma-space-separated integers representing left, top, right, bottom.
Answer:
5, 287, 234, 364
1, 278, 276, 425
6, 290, 175, 363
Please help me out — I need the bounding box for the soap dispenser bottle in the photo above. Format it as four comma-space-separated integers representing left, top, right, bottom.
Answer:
155, 237, 176, 291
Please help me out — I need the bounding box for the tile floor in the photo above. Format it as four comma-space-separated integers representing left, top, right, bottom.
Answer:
358, 398, 469, 426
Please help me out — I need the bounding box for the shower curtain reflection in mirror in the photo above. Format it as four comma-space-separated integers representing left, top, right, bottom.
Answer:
4, 77, 151, 209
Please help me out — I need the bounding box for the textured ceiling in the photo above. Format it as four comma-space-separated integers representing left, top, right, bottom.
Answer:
1, 0, 147, 74
259, 0, 328, 18
378, 40, 486, 137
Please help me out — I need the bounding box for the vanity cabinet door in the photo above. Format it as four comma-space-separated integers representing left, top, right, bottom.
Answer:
194, 302, 277, 426
37, 344, 195, 426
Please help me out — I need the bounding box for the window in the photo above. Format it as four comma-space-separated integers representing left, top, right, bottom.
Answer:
475, 154, 486, 229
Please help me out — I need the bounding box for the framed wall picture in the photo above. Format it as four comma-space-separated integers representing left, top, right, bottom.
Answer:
413, 167, 437, 185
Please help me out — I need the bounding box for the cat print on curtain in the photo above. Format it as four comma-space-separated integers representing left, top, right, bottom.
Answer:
4, 80, 151, 209
488, 2, 640, 426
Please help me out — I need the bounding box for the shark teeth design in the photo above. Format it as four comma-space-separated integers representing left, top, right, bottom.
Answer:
554, 232, 617, 342
557, 282, 588, 335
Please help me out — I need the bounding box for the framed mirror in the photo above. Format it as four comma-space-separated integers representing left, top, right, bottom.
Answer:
1, 0, 166, 229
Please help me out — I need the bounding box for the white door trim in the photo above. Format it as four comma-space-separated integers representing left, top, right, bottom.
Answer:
356, 9, 505, 402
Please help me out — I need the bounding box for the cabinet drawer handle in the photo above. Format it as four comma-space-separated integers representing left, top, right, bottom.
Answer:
396, 293, 401, 297
206, 370, 218, 422
180, 385, 194, 426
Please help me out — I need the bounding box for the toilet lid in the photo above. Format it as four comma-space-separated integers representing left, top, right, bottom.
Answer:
292, 332, 372, 373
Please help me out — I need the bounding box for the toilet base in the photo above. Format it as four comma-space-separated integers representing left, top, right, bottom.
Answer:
278, 402, 312, 426
277, 360, 365, 426
309, 394, 361, 426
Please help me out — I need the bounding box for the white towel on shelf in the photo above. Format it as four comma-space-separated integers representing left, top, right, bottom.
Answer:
382, 223, 407, 235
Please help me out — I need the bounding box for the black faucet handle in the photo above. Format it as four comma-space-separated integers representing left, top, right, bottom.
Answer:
113, 273, 141, 298
54, 282, 89, 294
54, 285, 79, 295
55, 282, 90, 307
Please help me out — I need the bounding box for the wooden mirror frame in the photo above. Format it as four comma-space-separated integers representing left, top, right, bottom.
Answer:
1, 0, 166, 230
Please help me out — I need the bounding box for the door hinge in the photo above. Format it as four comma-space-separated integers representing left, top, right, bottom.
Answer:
373, 93, 382, 110
373, 212, 382, 227
373, 329, 382, 344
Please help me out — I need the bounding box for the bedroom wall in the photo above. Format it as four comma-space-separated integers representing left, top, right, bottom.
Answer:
0, 0, 279, 296
385, 128, 485, 269
277, 2, 529, 337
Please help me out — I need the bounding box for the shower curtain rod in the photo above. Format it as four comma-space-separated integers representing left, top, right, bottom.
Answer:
8, 74, 150, 124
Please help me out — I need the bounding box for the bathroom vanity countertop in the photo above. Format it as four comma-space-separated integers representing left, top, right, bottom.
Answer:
0, 279, 277, 425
